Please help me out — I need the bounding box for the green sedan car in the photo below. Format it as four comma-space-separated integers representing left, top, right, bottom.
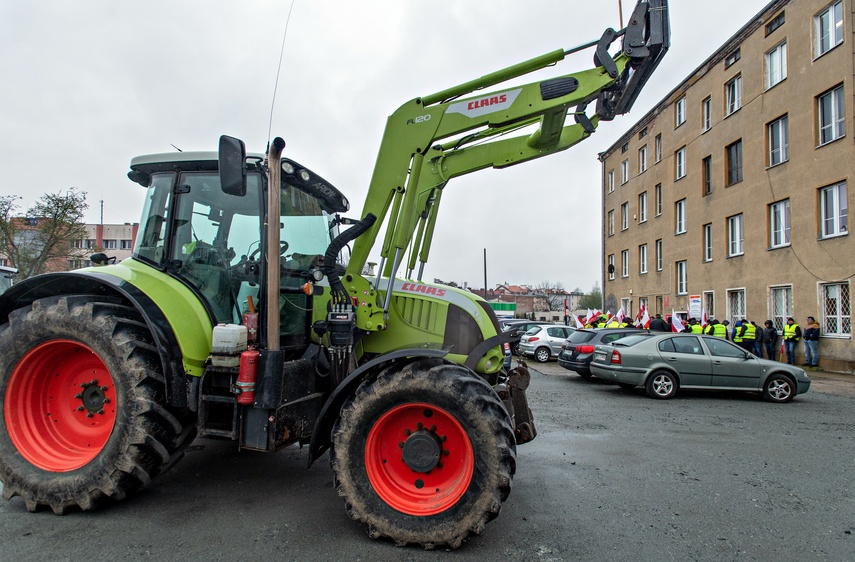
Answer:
590, 333, 811, 403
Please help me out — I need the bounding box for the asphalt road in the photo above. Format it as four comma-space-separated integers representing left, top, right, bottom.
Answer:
2, 362, 853, 561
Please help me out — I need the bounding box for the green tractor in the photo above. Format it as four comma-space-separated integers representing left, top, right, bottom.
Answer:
0, 1, 668, 548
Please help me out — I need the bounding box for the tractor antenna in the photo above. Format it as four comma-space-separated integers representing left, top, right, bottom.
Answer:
170, 144, 183, 152
267, 0, 297, 147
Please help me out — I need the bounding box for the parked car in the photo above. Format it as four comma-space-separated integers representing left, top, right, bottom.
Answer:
519, 324, 575, 362
589, 333, 811, 403
502, 320, 552, 355
557, 328, 644, 377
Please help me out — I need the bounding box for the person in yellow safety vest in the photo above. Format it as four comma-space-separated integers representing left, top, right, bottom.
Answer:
705, 319, 727, 338
595, 316, 608, 328
606, 317, 621, 328
688, 318, 703, 334
783, 317, 802, 365
736, 320, 757, 354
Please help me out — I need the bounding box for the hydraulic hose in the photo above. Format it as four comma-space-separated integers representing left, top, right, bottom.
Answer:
323, 213, 377, 303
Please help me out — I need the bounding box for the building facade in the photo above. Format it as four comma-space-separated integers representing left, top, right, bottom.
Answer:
69, 223, 138, 269
600, 0, 853, 371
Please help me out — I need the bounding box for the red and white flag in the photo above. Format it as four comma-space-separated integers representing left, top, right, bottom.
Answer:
639, 307, 650, 329
616, 307, 626, 323
575, 314, 584, 329
701, 307, 709, 328
671, 309, 685, 332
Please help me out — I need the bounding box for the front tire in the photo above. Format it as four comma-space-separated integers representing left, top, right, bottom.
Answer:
0, 296, 196, 514
645, 370, 678, 399
534, 347, 551, 363
762, 373, 795, 403
330, 358, 516, 549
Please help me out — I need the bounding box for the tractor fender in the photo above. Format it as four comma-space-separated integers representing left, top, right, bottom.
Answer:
0, 271, 187, 408
307, 348, 449, 467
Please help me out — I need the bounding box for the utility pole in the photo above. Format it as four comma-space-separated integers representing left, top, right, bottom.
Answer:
483, 248, 488, 301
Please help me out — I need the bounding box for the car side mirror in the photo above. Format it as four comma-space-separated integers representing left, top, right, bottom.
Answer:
219, 135, 247, 196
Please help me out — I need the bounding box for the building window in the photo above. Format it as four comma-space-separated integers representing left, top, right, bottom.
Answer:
621, 250, 629, 278
815, 1, 844, 58
727, 289, 746, 326
766, 11, 785, 36
822, 282, 851, 335
701, 96, 711, 132
675, 199, 686, 235
675, 97, 686, 128
655, 239, 663, 271
703, 223, 713, 262
621, 159, 629, 184
676, 261, 687, 295
608, 209, 615, 236
655, 184, 662, 216
724, 48, 741, 68
121, 239, 133, 250
727, 214, 744, 256
621, 202, 629, 231
608, 170, 615, 193
702, 155, 712, 195
770, 199, 791, 248
726, 139, 743, 186
818, 84, 845, 145
638, 146, 648, 173
103, 239, 118, 249
639, 244, 648, 274
639, 126, 648, 139
765, 42, 787, 89
771, 285, 793, 332
768, 115, 789, 166
621, 142, 629, 154
820, 181, 848, 238
725, 75, 742, 116
675, 146, 686, 180
703, 291, 715, 318
638, 191, 648, 223
608, 254, 615, 280
655, 134, 662, 163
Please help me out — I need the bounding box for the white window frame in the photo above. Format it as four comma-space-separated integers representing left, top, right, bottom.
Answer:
770, 199, 791, 248
818, 85, 845, 146
655, 134, 662, 163
703, 290, 715, 319
701, 96, 711, 132
675, 147, 686, 180
608, 209, 615, 236
815, 0, 844, 58
608, 254, 615, 280
703, 223, 713, 262
675, 199, 686, 235
726, 139, 743, 186
638, 146, 648, 174
820, 181, 848, 238
638, 191, 648, 223
675, 97, 686, 128
655, 239, 663, 271
821, 281, 851, 336
725, 75, 742, 116
621, 250, 629, 278
621, 159, 629, 184
770, 285, 793, 332
727, 214, 744, 256
727, 288, 746, 326
655, 184, 662, 216
608, 170, 615, 193
639, 244, 648, 274
768, 115, 789, 166
765, 41, 787, 89
621, 202, 629, 231
676, 260, 687, 295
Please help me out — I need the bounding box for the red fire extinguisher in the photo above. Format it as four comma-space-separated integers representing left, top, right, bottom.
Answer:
237, 347, 259, 406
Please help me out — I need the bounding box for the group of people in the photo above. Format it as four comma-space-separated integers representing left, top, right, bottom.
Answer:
598, 312, 822, 367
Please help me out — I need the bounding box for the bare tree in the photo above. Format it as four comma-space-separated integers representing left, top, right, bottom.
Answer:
0, 190, 89, 280
534, 279, 568, 311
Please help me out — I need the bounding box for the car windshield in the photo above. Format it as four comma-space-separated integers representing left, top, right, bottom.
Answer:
610, 334, 651, 347
567, 330, 596, 343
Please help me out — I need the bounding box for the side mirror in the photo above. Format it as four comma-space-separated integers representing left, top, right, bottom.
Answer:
219, 135, 246, 196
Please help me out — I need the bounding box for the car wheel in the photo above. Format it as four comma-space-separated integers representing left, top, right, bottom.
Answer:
534, 347, 550, 363
762, 373, 795, 403
645, 370, 677, 399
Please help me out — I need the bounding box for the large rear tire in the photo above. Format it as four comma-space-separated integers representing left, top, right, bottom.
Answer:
330, 358, 516, 549
0, 296, 196, 514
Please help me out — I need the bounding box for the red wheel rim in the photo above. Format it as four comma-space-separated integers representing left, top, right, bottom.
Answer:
5, 340, 117, 472
365, 402, 473, 516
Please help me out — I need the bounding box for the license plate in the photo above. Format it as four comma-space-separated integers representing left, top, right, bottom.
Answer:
594, 351, 606, 362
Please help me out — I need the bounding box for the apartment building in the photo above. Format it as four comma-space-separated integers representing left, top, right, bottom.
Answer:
600, 0, 853, 371
68, 223, 139, 269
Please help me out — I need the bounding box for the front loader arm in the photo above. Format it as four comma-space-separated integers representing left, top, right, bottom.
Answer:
344, 0, 669, 321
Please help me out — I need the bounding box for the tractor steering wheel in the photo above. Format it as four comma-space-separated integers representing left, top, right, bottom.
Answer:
248, 241, 289, 261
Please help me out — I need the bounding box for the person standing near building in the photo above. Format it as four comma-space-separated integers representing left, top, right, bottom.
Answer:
803, 316, 821, 367
762, 320, 778, 361
649, 314, 668, 331
751, 321, 762, 356
783, 317, 801, 365
737, 320, 757, 354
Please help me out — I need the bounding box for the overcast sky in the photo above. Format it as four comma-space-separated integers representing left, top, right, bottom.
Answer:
0, 0, 771, 292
